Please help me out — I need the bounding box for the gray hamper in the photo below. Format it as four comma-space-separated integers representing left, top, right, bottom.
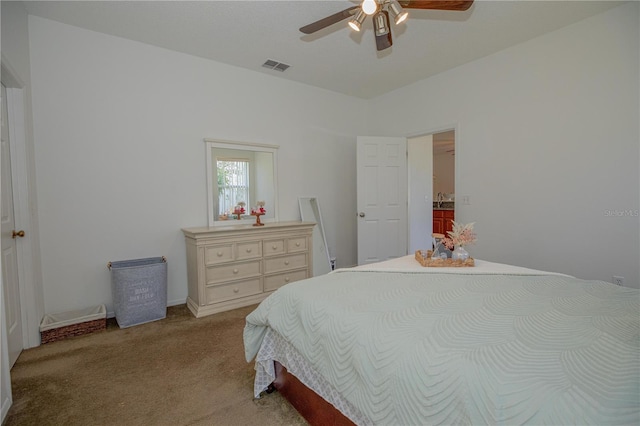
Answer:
109, 256, 167, 328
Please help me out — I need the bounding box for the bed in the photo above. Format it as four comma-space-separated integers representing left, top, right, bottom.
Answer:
244, 256, 640, 425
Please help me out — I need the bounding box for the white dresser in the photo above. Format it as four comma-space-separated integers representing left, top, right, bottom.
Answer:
182, 222, 314, 317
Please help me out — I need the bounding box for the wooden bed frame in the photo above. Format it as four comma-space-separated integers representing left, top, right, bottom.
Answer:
272, 361, 356, 426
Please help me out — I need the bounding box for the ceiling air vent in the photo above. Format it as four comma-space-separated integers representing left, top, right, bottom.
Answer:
262, 59, 290, 72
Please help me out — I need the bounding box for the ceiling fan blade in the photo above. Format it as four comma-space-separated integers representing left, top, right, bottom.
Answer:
299, 6, 359, 34
400, 1, 474, 11
375, 11, 393, 51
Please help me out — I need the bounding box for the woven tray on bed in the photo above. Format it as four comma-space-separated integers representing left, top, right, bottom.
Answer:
415, 250, 475, 267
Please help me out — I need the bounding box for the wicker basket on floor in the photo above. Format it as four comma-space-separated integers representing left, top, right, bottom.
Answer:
40, 305, 107, 344
40, 319, 107, 344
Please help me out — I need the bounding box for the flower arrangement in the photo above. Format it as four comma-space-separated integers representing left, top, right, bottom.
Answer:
233, 201, 246, 220
251, 201, 266, 226
251, 201, 266, 215
442, 221, 477, 250
233, 201, 246, 213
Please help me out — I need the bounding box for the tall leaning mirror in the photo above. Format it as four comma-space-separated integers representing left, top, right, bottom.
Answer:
205, 139, 278, 226
299, 197, 331, 276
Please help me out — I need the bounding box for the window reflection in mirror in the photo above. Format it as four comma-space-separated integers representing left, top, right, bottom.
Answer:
205, 140, 278, 226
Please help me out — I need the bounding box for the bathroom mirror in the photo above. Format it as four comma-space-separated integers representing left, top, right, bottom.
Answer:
205, 139, 278, 226
298, 197, 331, 276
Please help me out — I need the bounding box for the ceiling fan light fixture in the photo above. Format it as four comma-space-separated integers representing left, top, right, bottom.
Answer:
348, 9, 366, 32
373, 10, 390, 37
389, 1, 408, 25
362, 0, 378, 16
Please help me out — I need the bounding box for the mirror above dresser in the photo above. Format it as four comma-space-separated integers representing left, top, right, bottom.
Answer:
205, 139, 278, 227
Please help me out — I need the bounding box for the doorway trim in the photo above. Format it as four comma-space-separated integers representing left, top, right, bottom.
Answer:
405, 123, 460, 250
405, 123, 460, 188
2, 55, 43, 349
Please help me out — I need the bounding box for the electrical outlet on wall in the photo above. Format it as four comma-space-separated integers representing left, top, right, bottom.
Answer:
613, 276, 624, 286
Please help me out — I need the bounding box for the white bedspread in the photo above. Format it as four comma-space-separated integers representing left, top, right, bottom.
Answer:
244, 257, 639, 425
349, 255, 574, 276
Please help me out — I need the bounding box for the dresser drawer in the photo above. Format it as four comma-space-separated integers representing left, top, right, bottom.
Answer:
236, 241, 262, 260
264, 253, 307, 274
287, 237, 307, 253
204, 244, 233, 265
264, 239, 285, 256
206, 260, 261, 284
264, 270, 308, 292
206, 278, 262, 304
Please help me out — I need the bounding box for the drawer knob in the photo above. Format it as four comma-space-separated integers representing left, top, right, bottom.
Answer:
217, 251, 223, 257
233, 268, 239, 274
272, 245, 277, 250
285, 277, 290, 283
284, 260, 290, 265
246, 248, 252, 253
233, 287, 239, 293
295, 242, 300, 247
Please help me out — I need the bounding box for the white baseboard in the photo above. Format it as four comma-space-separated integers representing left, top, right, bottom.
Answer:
1, 393, 12, 424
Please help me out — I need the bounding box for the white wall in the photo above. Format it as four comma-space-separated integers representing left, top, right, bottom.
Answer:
20, 1, 640, 327
366, 2, 640, 287
28, 16, 365, 315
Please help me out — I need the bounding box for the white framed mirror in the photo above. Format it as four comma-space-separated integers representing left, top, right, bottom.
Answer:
205, 139, 278, 226
298, 197, 331, 276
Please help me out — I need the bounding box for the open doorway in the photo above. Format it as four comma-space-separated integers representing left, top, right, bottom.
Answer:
432, 130, 455, 237
358, 130, 455, 262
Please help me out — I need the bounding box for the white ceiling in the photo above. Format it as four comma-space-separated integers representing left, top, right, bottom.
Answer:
22, 0, 624, 99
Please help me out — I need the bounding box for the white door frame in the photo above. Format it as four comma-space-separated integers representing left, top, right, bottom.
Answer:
355, 126, 460, 264
357, 136, 408, 265
1, 57, 42, 349
407, 134, 433, 253
0, 285, 11, 424
406, 124, 460, 250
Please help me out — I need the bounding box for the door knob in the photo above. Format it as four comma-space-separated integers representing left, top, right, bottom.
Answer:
358, 212, 365, 218
12, 230, 25, 239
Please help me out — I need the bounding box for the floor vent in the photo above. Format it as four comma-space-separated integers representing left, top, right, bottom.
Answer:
262, 59, 290, 72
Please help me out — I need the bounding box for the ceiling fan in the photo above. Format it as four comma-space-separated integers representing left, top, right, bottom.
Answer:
300, 1, 474, 51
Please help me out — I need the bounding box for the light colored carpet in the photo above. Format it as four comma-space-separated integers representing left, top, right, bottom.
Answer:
5, 304, 307, 426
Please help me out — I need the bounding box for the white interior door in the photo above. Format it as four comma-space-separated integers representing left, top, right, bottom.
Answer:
408, 135, 434, 253
1, 83, 24, 367
357, 136, 408, 265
